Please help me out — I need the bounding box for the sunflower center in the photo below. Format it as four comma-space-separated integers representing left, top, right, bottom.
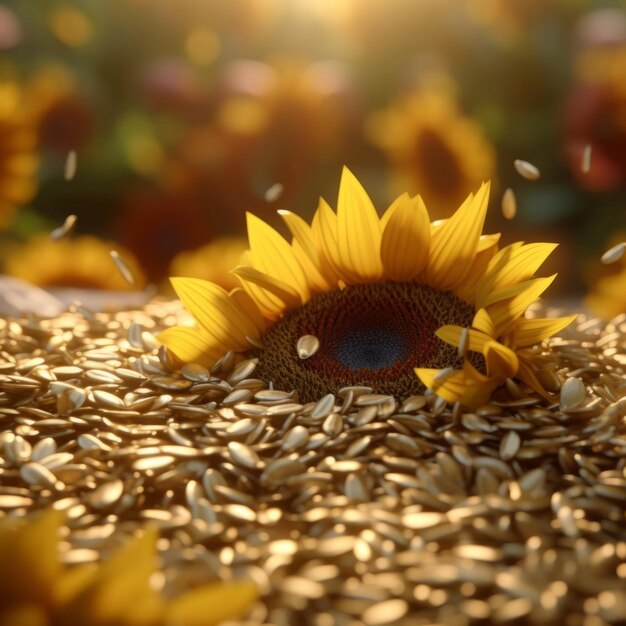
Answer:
256, 281, 477, 401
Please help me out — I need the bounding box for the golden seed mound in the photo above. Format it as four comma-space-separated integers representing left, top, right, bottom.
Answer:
256, 282, 477, 401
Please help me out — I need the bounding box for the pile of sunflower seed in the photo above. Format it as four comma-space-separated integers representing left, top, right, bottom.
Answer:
1, 300, 626, 626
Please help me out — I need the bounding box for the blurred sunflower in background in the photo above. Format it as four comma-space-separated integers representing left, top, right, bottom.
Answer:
366, 90, 495, 217
3, 234, 146, 291
26, 64, 95, 155
0, 80, 39, 229
0, 509, 257, 626
168, 236, 248, 292
163, 58, 357, 229
160, 167, 573, 408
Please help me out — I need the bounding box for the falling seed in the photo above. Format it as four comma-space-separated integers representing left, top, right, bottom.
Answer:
458, 327, 469, 358
501, 188, 517, 220
109, 250, 135, 285
297, 334, 320, 359
50, 214, 77, 240
514, 159, 541, 181
600, 242, 626, 265
64, 150, 77, 181
264, 183, 284, 202
582, 144, 592, 174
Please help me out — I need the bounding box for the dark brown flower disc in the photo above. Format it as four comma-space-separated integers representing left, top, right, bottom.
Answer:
255, 282, 477, 402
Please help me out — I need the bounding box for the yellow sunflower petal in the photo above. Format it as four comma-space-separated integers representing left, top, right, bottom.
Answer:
228, 288, 266, 335
484, 340, 519, 378
380, 192, 410, 232
157, 325, 225, 366
246, 212, 310, 302
292, 238, 332, 292
0, 508, 63, 608
517, 357, 554, 401
336, 166, 383, 281
475, 242, 556, 309
380, 194, 430, 280
425, 182, 490, 291
61, 530, 162, 625
278, 209, 320, 269
415, 362, 499, 408
315, 196, 344, 279
435, 325, 492, 353
232, 266, 302, 310
472, 308, 497, 336
165, 581, 258, 626
171, 277, 256, 348
486, 275, 557, 336
513, 315, 577, 348
454, 239, 500, 304
477, 232, 501, 253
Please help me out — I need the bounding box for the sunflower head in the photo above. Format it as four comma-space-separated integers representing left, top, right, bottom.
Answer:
0, 80, 39, 229
366, 90, 495, 216
160, 167, 574, 408
3, 234, 146, 291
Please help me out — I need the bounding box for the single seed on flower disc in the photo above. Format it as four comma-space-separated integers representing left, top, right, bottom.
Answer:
297, 334, 320, 359
582, 144, 592, 174
50, 214, 77, 240
264, 182, 283, 202
560, 377, 585, 411
109, 250, 135, 285
501, 188, 517, 220
64, 149, 77, 180
458, 327, 469, 358
600, 242, 626, 265
514, 159, 541, 180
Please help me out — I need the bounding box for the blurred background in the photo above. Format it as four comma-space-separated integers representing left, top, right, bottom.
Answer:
2, 0, 626, 311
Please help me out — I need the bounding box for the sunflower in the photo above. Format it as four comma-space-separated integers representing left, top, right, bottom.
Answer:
3, 234, 146, 291
168, 237, 248, 292
159, 167, 575, 408
366, 91, 495, 217
0, 80, 39, 228
0, 508, 257, 626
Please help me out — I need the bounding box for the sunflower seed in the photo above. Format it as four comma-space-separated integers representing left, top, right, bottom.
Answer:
501, 188, 516, 220
600, 242, 626, 265
109, 250, 135, 285
322, 412, 343, 437
297, 335, 319, 359
87, 479, 124, 509
514, 159, 541, 180
362, 599, 409, 625
560, 377, 586, 410
311, 393, 335, 419
64, 149, 77, 180
227, 442, 261, 469
20, 462, 58, 488
500, 430, 521, 460
264, 183, 284, 202
50, 214, 77, 240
